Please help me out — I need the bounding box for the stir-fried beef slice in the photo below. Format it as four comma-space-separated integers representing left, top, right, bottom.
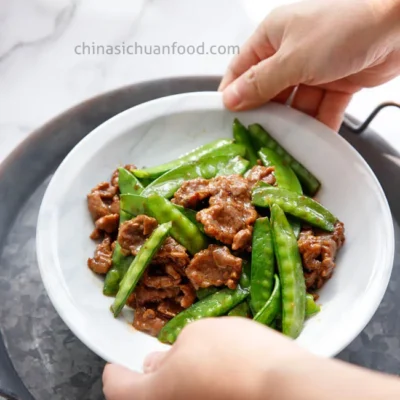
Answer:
143, 264, 182, 288
177, 283, 197, 308
186, 245, 242, 290
95, 213, 119, 233
232, 228, 253, 251
172, 178, 213, 209
90, 228, 102, 240
109, 195, 120, 215
298, 221, 345, 291
165, 264, 183, 280
209, 175, 251, 204
135, 283, 180, 306
153, 237, 190, 270
157, 300, 184, 318
173, 175, 257, 250
87, 182, 120, 238
192, 175, 257, 251
246, 166, 276, 188
117, 215, 158, 255
111, 169, 119, 189
87, 236, 113, 274
87, 182, 117, 220
133, 304, 168, 337
197, 202, 256, 250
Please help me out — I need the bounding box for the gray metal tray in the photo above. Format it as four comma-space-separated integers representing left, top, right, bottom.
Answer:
0, 77, 399, 400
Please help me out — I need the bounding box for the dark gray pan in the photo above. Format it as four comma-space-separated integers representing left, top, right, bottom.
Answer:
0, 77, 399, 400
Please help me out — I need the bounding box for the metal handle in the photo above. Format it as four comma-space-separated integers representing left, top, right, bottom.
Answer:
343, 102, 400, 134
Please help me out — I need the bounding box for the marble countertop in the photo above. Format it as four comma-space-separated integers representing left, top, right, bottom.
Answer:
1, 0, 399, 160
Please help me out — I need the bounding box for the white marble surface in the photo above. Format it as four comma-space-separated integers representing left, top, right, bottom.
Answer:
1, 0, 399, 161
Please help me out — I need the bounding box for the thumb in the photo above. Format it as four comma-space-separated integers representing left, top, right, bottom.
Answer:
222, 52, 299, 110
143, 351, 169, 373
103, 364, 154, 400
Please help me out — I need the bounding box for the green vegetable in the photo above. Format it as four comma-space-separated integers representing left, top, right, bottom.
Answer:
120, 194, 146, 216
240, 259, 251, 289
172, 204, 205, 233
145, 194, 208, 255
287, 216, 301, 240
111, 222, 172, 317
252, 185, 337, 232
248, 124, 320, 195
133, 139, 236, 180
118, 167, 144, 195
103, 243, 134, 296
196, 287, 219, 300
119, 210, 131, 224
250, 217, 275, 314
254, 275, 281, 326
233, 119, 258, 166
228, 301, 251, 318
271, 204, 306, 338
142, 150, 246, 199
158, 285, 249, 344
215, 156, 250, 177
103, 168, 144, 296
306, 293, 321, 317
258, 148, 302, 194
258, 147, 302, 237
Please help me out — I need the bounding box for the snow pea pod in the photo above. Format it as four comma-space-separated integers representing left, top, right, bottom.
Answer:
196, 287, 219, 300
271, 204, 306, 339
103, 243, 134, 296
306, 293, 321, 317
103, 168, 144, 296
171, 204, 205, 233
118, 167, 144, 194
228, 301, 251, 318
252, 185, 336, 232
158, 285, 249, 344
254, 275, 281, 327
287, 216, 301, 240
120, 194, 146, 216
142, 150, 246, 199
145, 194, 208, 255
258, 148, 302, 194
112, 222, 172, 317
259, 148, 302, 237
240, 259, 251, 289
133, 139, 235, 180
233, 119, 258, 166
119, 210, 131, 224
120, 194, 208, 262
248, 124, 320, 195
215, 156, 249, 177
250, 217, 275, 314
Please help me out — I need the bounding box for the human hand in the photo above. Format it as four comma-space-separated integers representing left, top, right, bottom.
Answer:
219, 0, 400, 131
103, 317, 400, 400
102, 317, 308, 400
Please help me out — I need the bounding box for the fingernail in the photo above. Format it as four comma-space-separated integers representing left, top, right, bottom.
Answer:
223, 82, 242, 109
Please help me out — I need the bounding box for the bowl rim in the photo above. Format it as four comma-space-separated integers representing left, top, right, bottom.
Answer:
36, 91, 395, 365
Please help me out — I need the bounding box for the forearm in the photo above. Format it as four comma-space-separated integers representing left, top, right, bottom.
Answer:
270, 355, 400, 400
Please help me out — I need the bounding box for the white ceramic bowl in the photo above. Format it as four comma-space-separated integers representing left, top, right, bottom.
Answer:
36, 92, 394, 371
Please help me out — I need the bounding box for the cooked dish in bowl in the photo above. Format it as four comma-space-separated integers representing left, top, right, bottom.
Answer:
86, 119, 345, 343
